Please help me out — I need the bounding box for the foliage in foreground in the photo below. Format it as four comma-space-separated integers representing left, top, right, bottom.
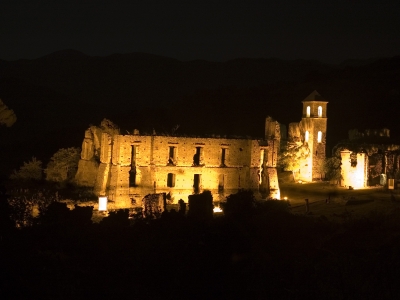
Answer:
9, 157, 43, 181
278, 141, 310, 180
2, 193, 400, 299
4, 180, 96, 227
324, 156, 343, 182
45, 147, 81, 182
221, 189, 291, 216
0, 98, 17, 127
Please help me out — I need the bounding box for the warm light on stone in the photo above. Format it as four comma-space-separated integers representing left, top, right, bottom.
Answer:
75, 92, 330, 208
340, 150, 367, 189
98, 196, 108, 211
270, 189, 280, 199
213, 206, 223, 213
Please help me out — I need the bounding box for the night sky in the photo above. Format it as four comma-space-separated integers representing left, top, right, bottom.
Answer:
2, 0, 399, 63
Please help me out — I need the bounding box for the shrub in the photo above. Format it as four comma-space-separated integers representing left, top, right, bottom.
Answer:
221, 189, 256, 216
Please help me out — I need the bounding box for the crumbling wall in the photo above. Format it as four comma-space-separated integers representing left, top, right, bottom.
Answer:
341, 150, 368, 188
91, 134, 264, 208
266, 167, 280, 199
75, 120, 119, 188
264, 117, 282, 198
265, 117, 281, 168
74, 160, 99, 187
76, 117, 289, 207
288, 123, 301, 143
75, 127, 100, 186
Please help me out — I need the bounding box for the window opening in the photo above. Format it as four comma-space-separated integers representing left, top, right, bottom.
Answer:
129, 145, 137, 187
317, 131, 322, 143
318, 106, 322, 117
218, 174, 224, 192
193, 174, 201, 194
168, 146, 176, 165
221, 148, 226, 166
306, 106, 310, 117
193, 147, 202, 166
129, 170, 136, 187
131, 145, 136, 166
167, 173, 175, 187
305, 130, 309, 142
259, 149, 265, 184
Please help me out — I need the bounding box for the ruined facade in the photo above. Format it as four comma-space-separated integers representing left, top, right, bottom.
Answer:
75, 92, 328, 208
339, 128, 400, 189
76, 133, 273, 208
340, 151, 368, 188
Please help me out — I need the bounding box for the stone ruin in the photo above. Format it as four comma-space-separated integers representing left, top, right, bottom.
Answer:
75, 91, 328, 209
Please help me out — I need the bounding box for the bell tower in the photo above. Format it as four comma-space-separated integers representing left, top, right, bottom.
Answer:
299, 90, 328, 181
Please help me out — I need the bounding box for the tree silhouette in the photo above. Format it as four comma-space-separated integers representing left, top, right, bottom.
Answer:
45, 147, 81, 182
221, 189, 256, 216
324, 156, 342, 183
10, 157, 43, 181
0, 98, 17, 127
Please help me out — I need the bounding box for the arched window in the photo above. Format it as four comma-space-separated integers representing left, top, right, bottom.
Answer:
306, 106, 310, 117
318, 106, 322, 117
305, 130, 309, 142
317, 131, 322, 143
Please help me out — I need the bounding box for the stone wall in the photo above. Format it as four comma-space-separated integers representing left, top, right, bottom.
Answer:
74, 93, 332, 208
340, 150, 368, 189
75, 126, 102, 186
76, 133, 274, 208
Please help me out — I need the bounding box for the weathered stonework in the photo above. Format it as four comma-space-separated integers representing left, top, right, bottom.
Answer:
286, 91, 328, 182
75, 130, 283, 208
74, 160, 99, 187
340, 150, 368, 188
338, 129, 400, 189
75, 92, 328, 208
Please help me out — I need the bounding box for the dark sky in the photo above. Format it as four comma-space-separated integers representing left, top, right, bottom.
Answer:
1, 0, 399, 63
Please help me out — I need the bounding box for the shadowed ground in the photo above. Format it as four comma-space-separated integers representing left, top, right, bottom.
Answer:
280, 179, 400, 221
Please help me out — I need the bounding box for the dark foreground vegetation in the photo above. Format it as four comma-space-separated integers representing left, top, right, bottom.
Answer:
2, 188, 400, 299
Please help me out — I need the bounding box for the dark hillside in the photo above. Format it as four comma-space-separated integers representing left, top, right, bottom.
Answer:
1, 51, 399, 176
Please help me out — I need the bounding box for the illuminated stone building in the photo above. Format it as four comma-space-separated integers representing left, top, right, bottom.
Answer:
287, 91, 328, 181
338, 128, 400, 189
340, 150, 368, 189
75, 118, 283, 208
75, 91, 328, 208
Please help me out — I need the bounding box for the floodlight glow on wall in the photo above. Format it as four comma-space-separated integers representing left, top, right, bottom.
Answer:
213, 206, 223, 213
270, 189, 280, 200
98, 196, 108, 211
349, 170, 364, 189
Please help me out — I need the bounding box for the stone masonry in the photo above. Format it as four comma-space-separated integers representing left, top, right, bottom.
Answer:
75, 92, 328, 208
